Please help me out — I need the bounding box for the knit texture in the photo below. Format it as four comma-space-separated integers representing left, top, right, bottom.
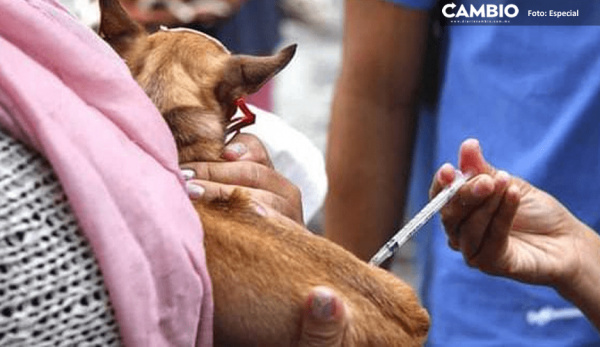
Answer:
0, 128, 121, 346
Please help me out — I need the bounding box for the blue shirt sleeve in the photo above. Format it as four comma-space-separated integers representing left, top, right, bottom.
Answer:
384, 0, 437, 10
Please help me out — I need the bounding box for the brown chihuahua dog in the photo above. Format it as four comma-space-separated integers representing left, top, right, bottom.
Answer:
98, 0, 429, 345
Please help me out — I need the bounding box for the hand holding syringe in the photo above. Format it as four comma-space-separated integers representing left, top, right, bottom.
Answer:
369, 170, 470, 267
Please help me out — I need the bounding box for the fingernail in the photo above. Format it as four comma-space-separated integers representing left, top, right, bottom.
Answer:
436, 166, 445, 181
310, 288, 336, 321
181, 169, 196, 180
464, 138, 480, 149
223, 143, 248, 160
253, 202, 268, 217
496, 170, 510, 185
472, 179, 490, 198
186, 181, 205, 200
436, 164, 449, 183
506, 184, 521, 203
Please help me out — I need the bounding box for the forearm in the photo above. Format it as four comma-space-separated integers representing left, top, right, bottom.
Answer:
324, 0, 429, 260
325, 86, 417, 261
555, 222, 600, 331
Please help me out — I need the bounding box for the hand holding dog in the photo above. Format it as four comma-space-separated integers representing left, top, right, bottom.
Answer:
430, 138, 600, 329
298, 287, 348, 347
181, 133, 304, 224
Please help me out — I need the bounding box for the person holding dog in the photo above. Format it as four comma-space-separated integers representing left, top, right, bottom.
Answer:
325, 0, 600, 345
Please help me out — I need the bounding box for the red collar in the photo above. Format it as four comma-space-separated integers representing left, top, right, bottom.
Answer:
226, 97, 256, 135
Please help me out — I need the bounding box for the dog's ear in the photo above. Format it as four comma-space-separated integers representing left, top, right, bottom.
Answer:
216, 44, 297, 104
98, 0, 146, 57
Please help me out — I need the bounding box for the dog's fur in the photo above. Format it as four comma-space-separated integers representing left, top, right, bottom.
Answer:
99, 0, 430, 345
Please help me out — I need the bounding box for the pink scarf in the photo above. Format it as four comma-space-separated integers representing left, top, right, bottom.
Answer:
0, 0, 213, 345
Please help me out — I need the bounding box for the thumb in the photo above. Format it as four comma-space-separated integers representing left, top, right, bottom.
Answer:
298, 286, 348, 347
458, 138, 495, 176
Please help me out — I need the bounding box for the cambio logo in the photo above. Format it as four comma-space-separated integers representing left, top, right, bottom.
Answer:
442, 3, 519, 18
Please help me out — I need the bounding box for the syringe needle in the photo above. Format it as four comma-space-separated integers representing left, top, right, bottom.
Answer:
369, 170, 469, 267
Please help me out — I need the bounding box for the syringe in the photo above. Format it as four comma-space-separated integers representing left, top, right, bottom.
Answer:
369, 170, 470, 267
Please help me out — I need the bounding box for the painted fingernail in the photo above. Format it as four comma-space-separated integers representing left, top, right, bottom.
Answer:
253, 202, 268, 216
223, 143, 248, 160
310, 287, 336, 321
181, 169, 196, 180
186, 181, 205, 200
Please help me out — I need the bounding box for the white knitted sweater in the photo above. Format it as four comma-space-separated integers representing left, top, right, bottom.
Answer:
0, 128, 121, 346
